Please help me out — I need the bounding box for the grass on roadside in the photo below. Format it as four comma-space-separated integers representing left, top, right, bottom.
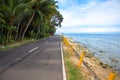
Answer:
63, 46, 85, 80
0, 39, 36, 51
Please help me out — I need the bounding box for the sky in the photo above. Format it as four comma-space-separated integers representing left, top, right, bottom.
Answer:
56, 0, 120, 34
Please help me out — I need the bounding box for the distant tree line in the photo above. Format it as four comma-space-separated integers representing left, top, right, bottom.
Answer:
0, 0, 63, 45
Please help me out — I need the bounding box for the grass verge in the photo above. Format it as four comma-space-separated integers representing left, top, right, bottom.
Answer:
0, 39, 36, 51
63, 46, 85, 80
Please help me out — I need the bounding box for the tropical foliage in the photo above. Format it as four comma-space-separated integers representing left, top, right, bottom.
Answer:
0, 0, 63, 45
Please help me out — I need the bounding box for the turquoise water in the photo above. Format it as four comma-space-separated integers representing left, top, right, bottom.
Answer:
64, 33, 120, 71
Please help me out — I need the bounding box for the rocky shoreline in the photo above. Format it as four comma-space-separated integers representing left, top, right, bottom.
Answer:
67, 38, 120, 80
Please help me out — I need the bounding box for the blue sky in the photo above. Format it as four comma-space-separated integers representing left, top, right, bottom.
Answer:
56, 0, 120, 33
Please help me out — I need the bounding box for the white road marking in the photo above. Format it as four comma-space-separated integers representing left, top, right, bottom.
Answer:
45, 41, 48, 44
61, 42, 67, 80
28, 47, 38, 53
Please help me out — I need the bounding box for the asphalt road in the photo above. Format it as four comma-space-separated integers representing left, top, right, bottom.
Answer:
0, 35, 63, 80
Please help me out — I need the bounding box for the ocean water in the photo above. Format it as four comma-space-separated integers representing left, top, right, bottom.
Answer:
64, 33, 120, 71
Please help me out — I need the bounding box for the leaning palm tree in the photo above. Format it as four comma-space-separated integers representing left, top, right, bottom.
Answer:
37, 0, 59, 36
21, 0, 36, 39
21, 0, 59, 39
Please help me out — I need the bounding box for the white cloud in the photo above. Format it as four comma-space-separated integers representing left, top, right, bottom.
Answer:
56, 27, 120, 33
57, 0, 120, 33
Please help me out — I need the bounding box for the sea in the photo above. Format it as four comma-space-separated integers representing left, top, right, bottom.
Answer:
64, 33, 120, 71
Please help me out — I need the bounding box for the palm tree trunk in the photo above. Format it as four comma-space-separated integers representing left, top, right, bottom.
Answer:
9, 18, 15, 41
15, 19, 21, 40
21, 12, 35, 39
36, 25, 40, 39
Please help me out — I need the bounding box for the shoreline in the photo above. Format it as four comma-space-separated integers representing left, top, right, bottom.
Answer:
64, 34, 120, 72
67, 37, 120, 80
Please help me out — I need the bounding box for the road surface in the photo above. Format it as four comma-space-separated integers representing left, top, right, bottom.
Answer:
0, 35, 63, 80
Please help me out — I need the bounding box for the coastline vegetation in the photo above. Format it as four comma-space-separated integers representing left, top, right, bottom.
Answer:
63, 45, 86, 80
0, 38, 36, 51
0, 0, 63, 46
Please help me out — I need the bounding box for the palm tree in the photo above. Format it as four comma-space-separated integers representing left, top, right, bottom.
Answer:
37, 0, 59, 36
0, 0, 63, 44
21, 0, 38, 39
21, 0, 59, 39
0, 0, 30, 42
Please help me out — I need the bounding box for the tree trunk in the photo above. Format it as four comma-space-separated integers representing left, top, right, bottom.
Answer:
21, 12, 35, 39
36, 25, 40, 39
18, 21, 26, 40
15, 19, 21, 40
8, 17, 15, 42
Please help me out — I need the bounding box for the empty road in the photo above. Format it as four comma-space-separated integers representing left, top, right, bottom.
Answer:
0, 35, 63, 80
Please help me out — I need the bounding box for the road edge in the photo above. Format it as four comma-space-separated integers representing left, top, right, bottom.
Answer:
61, 42, 67, 80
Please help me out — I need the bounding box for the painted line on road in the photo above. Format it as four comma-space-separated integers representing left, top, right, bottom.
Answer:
61, 42, 67, 80
45, 41, 48, 44
28, 47, 38, 53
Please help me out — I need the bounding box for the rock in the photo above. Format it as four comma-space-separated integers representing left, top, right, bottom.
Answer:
102, 64, 108, 69
111, 58, 118, 63
99, 62, 103, 66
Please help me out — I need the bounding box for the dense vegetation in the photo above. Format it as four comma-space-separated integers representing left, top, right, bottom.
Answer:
0, 0, 63, 45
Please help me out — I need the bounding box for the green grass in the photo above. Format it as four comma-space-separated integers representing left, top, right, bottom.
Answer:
0, 39, 36, 51
63, 48, 85, 80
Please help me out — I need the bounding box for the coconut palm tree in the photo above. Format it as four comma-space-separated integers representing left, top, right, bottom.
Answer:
0, 0, 63, 44
36, 0, 59, 36
0, 0, 30, 42
21, 0, 59, 39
